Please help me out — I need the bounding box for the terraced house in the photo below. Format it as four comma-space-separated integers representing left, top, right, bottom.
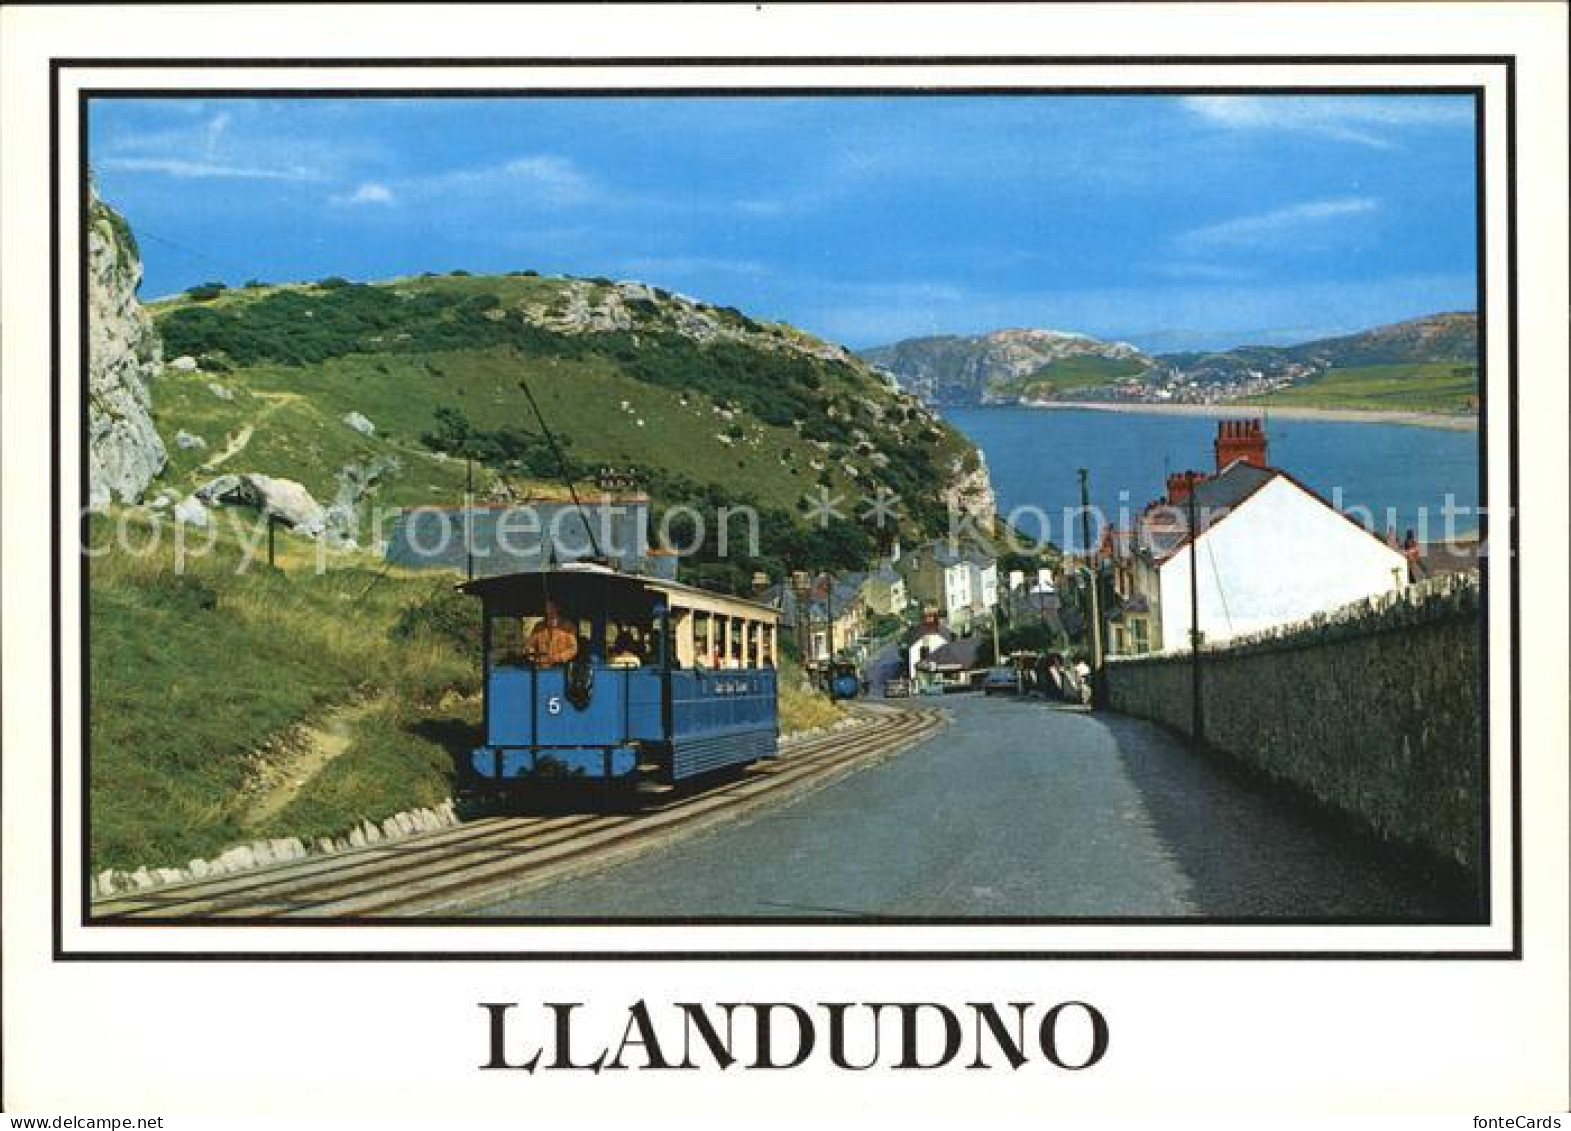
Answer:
897, 539, 999, 635
1099, 421, 1411, 653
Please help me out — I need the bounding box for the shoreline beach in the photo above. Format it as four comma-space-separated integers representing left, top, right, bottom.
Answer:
1014, 400, 1478, 432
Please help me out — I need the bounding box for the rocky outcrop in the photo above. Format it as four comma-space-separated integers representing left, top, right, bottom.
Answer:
323, 455, 401, 546
859, 329, 1151, 405
523, 278, 855, 367
943, 450, 998, 523
87, 190, 166, 506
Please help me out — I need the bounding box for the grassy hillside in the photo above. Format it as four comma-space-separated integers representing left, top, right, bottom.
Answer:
1001, 355, 1147, 401
89, 512, 476, 872
90, 509, 842, 874
1243, 362, 1478, 413
149, 273, 974, 568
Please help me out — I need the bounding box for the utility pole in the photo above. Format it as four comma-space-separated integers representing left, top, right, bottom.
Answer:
464, 452, 475, 581
1077, 468, 1104, 675
823, 572, 835, 661
1187, 483, 1204, 747
790, 570, 811, 664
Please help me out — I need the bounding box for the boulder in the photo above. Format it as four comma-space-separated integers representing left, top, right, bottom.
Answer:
208, 382, 234, 401
343, 411, 376, 435
195, 473, 326, 538
218, 844, 255, 872
167, 355, 199, 372
173, 496, 210, 528
175, 429, 207, 451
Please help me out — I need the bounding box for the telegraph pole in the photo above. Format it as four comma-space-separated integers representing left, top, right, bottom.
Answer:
823, 572, 835, 660
1077, 468, 1104, 674
464, 452, 475, 581
1187, 483, 1204, 747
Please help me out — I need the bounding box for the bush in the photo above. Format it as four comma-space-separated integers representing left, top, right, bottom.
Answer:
391, 584, 477, 653
184, 283, 225, 302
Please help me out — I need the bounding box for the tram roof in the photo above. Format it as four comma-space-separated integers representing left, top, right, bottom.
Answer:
459, 564, 779, 620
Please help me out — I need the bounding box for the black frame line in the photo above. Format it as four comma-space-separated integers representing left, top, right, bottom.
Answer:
51, 55, 1521, 962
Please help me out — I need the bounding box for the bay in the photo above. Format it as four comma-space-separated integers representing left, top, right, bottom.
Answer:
941, 406, 1482, 552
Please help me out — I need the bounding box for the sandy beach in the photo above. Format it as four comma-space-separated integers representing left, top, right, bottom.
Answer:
1019, 400, 1478, 432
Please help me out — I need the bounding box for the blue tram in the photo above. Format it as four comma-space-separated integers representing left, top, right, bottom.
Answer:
826, 660, 862, 702
461, 564, 781, 787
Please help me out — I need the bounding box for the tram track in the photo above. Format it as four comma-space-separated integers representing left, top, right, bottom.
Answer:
90, 701, 947, 920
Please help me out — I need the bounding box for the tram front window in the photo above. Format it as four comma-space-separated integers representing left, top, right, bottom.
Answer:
523, 599, 579, 666
490, 604, 583, 669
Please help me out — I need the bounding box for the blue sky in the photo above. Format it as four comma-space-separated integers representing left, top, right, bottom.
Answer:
90, 94, 1477, 352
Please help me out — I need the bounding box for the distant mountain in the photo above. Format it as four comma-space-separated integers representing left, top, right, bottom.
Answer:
1153, 312, 1478, 387
858, 329, 1152, 405
862, 312, 1478, 410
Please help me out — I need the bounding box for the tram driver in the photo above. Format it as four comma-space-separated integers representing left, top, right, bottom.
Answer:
523, 599, 580, 666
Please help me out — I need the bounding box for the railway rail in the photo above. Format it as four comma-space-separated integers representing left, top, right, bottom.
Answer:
90, 700, 946, 921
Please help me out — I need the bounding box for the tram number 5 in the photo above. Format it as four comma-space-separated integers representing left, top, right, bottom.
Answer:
546, 696, 563, 716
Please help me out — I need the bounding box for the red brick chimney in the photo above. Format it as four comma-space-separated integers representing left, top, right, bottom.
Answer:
1214, 419, 1269, 471
1165, 470, 1208, 505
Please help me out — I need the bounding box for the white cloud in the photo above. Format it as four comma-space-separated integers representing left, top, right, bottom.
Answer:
1174, 196, 1379, 251
100, 157, 325, 182
1183, 96, 1472, 149
614, 255, 770, 280
330, 182, 395, 206
406, 155, 598, 206
96, 110, 355, 182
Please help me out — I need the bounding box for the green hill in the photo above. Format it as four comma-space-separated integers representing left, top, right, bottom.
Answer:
148, 272, 976, 583
1242, 361, 1478, 413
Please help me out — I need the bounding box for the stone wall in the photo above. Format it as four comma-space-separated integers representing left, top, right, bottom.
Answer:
1106, 571, 1483, 883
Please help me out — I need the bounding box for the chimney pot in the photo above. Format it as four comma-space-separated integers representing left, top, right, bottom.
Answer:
1214, 418, 1269, 471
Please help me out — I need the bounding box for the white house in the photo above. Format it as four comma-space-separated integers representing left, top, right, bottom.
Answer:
943, 557, 974, 622
904, 614, 954, 679
1152, 461, 1410, 649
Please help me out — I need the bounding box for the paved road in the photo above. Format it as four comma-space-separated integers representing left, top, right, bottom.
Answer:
474, 694, 1453, 919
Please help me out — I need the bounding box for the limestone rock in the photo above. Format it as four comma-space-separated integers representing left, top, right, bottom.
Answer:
173, 495, 210, 527
167, 355, 199, 372
323, 454, 400, 545
87, 190, 167, 507
343, 411, 376, 435
196, 473, 326, 538
208, 382, 234, 401
175, 429, 207, 450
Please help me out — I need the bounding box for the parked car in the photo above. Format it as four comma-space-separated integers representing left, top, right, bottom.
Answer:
982, 666, 1023, 696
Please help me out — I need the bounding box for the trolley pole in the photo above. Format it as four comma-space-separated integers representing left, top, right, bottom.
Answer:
1077, 468, 1104, 674
1187, 483, 1204, 748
